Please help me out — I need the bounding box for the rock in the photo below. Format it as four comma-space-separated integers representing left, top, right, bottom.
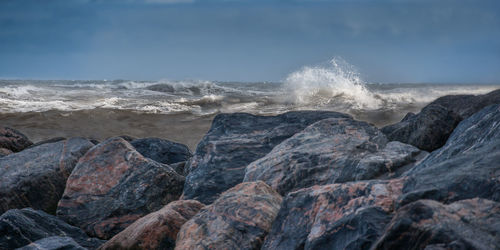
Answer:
245, 118, 425, 195
175, 181, 282, 250
0, 147, 12, 157
183, 111, 351, 204
0, 138, 94, 214
0, 126, 32, 153
57, 137, 185, 239
400, 104, 500, 206
131, 137, 192, 165
169, 161, 187, 176
373, 198, 500, 250
100, 200, 204, 250
17, 236, 86, 250
27, 137, 66, 149
381, 104, 461, 151
0, 208, 104, 250
262, 179, 404, 250
430, 88, 500, 119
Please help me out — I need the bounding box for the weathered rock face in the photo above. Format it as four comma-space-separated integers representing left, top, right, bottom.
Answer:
400, 104, 500, 206
373, 198, 500, 250
245, 118, 425, 195
27, 137, 66, 149
131, 137, 192, 165
57, 137, 185, 240
381, 104, 461, 152
100, 200, 204, 250
17, 236, 86, 250
183, 111, 352, 204
0, 208, 104, 250
262, 179, 404, 250
430, 88, 500, 119
0, 138, 94, 214
175, 181, 282, 250
0, 126, 33, 153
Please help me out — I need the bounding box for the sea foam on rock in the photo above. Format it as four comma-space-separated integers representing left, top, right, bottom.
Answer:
244, 117, 425, 195
182, 111, 351, 204
0, 138, 94, 214
57, 137, 185, 239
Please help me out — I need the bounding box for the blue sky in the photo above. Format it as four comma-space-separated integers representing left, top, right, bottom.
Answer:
0, 0, 499, 83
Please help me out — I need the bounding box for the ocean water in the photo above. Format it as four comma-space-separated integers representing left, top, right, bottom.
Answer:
1, 59, 499, 149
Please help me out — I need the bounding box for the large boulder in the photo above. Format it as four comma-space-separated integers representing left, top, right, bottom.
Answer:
183, 111, 351, 204
57, 137, 185, 239
373, 198, 500, 250
130, 137, 192, 165
17, 236, 86, 250
0, 138, 94, 214
175, 181, 282, 250
0, 126, 33, 153
262, 179, 404, 250
0, 208, 104, 250
99, 200, 204, 250
245, 118, 425, 195
399, 104, 500, 206
430, 88, 500, 119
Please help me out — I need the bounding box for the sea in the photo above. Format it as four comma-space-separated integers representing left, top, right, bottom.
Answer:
1, 59, 499, 150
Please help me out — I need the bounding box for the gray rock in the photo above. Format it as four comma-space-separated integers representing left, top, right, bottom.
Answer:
0, 127, 33, 153
131, 137, 192, 165
17, 236, 86, 250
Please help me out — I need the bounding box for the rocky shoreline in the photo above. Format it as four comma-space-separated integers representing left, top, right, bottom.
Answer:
1, 89, 499, 250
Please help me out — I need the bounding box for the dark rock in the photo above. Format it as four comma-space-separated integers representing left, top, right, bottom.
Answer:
381, 104, 461, 151
245, 118, 425, 195
0, 138, 94, 214
100, 200, 204, 250
176, 181, 282, 250
131, 137, 192, 165
0, 208, 104, 250
373, 198, 500, 250
0, 126, 33, 153
0, 147, 12, 157
430, 88, 500, 118
117, 135, 136, 142
169, 161, 187, 176
183, 111, 351, 204
27, 137, 66, 149
17, 236, 86, 250
262, 179, 404, 250
57, 137, 185, 240
400, 104, 500, 206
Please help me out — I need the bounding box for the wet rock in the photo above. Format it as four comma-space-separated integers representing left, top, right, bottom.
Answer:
0, 208, 104, 250
0, 126, 32, 153
245, 118, 425, 195
0, 138, 94, 214
183, 111, 351, 204
57, 137, 185, 240
262, 179, 404, 250
100, 200, 204, 250
131, 137, 192, 165
176, 181, 282, 250
381, 104, 461, 151
400, 104, 500, 205
373, 198, 500, 250
18, 236, 86, 250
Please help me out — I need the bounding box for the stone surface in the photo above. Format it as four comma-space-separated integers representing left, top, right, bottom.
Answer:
373, 198, 500, 250
183, 111, 351, 204
175, 181, 282, 250
429, 88, 500, 119
57, 137, 185, 240
131, 137, 192, 165
27, 137, 66, 149
99, 200, 204, 250
245, 118, 425, 195
0, 208, 104, 250
262, 179, 404, 250
0, 138, 94, 214
18, 236, 86, 250
0, 126, 33, 153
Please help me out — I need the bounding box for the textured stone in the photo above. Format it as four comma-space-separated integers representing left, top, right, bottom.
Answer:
0, 126, 32, 153
183, 111, 351, 204
245, 118, 425, 195
99, 200, 204, 250
0, 138, 94, 214
373, 198, 500, 250
131, 137, 192, 165
262, 179, 404, 250
0, 208, 104, 250
17, 236, 86, 250
176, 181, 282, 250
429, 88, 500, 119
57, 137, 185, 239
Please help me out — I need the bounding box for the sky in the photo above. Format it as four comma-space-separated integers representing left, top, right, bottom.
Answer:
0, 0, 499, 83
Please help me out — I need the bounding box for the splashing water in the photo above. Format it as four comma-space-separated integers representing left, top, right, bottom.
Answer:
284, 57, 381, 109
